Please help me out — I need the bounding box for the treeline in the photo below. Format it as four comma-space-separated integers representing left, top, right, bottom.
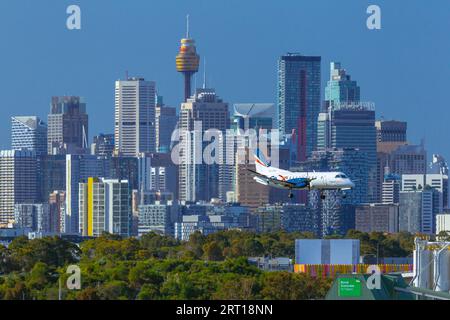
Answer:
0, 230, 414, 300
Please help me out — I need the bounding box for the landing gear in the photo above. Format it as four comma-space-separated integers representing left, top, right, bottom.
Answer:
340, 189, 347, 199
288, 191, 294, 199
320, 192, 326, 200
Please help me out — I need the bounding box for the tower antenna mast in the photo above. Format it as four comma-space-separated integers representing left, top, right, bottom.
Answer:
186, 14, 190, 38
203, 58, 207, 89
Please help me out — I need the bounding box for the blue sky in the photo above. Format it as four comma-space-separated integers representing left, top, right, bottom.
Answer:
0, 0, 449, 160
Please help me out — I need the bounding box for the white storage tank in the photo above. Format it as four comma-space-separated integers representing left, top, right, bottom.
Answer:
433, 249, 450, 292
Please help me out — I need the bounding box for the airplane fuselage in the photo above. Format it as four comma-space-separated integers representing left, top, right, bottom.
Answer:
253, 166, 355, 191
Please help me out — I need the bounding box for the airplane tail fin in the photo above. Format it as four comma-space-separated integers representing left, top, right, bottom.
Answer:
254, 148, 270, 173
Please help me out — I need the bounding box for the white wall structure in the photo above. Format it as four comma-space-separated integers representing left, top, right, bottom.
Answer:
295, 239, 360, 265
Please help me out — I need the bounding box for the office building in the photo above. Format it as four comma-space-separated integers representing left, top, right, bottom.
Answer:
37, 155, 66, 203
325, 62, 360, 104
65, 155, 110, 234
402, 174, 448, 209
79, 178, 131, 237
47, 96, 88, 155
178, 88, 229, 202
14, 203, 50, 233
317, 105, 376, 202
436, 213, 450, 235
375, 120, 407, 153
138, 200, 179, 236
0, 150, 38, 225
155, 98, 178, 153
399, 189, 440, 234
389, 143, 427, 175
429, 154, 449, 176
230, 103, 277, 204
375, 120, 408, 202
355, 204, 399, 233
235, 147, 270, 209
49, 191, 65, 234
114, 77, 156, 157
278, 53, 321, 160
382, 173, 401, 204
91, 134, 115, 156
255, 203, 316, 234
299, 148, 368, 236
11, 116, 47, 155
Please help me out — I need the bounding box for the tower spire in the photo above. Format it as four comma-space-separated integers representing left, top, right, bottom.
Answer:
203, 58, 207, 89
186, 14, 190, 38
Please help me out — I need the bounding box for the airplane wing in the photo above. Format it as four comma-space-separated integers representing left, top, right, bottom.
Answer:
247, 169, 297, 188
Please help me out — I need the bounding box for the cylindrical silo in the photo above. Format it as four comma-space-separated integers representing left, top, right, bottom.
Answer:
433, 248, 450, 292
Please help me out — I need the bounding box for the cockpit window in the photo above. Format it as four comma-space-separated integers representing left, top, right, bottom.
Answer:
335, 174, 348, 179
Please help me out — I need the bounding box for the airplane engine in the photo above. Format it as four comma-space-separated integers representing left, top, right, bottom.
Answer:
253, 176, 270, 186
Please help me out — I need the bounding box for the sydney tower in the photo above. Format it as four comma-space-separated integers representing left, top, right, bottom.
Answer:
176, 15, 200, 102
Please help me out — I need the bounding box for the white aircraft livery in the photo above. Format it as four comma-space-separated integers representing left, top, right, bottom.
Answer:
249, 149, 355, 199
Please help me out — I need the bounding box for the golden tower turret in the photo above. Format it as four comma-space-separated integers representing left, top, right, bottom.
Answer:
176, 15, 200, 102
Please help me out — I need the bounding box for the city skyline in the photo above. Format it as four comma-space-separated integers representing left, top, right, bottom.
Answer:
0, 1, 449, 161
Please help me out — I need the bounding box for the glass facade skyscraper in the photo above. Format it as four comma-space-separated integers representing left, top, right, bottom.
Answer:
318, 62, 377, 202
278, 53, 321, 161
11, 116, 47, 156
325, 62, 360, 104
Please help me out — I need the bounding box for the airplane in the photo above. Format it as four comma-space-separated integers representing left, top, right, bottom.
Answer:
249, 149, 356, 199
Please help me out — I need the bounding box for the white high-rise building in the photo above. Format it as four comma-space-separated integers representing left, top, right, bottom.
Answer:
178, 88, 229, 202
114, 77, 156, 157
0, 150, 38, 225
402, 174, 449, 209
79, 178, 131, 237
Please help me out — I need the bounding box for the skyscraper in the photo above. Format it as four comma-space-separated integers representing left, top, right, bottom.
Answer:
302, 148, 369, 236
319, 64, 377, 201
325, 62, 360, 104
155, 98, 178, 153
79, 178, 132, 237
399, 189, 440, 235
65, 154, 110, 234
375, 120, 407, 202
47, 96, 89, 155
49, 190, 65, 234
232, 103, 277, 207
14, 203, 50, 233
91, 134, 115, 156
11, 116, 47, 155
389, 143, 427, 175
114, 77, 156, 157
0, 150, 38, 225
178, 88, 229, 202
176, 15, 200, 102
278, 53, 321, 160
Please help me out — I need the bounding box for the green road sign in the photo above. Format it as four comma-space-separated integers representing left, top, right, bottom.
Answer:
338, 278, 362, 297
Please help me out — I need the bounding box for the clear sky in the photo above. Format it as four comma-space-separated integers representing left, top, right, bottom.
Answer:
0, 0, 449, 160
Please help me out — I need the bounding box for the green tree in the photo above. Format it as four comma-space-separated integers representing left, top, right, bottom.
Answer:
203, 241, 224, 261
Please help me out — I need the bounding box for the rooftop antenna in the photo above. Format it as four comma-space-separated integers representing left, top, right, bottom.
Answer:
203, 58, 207, 89
186, 14, 190, 38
